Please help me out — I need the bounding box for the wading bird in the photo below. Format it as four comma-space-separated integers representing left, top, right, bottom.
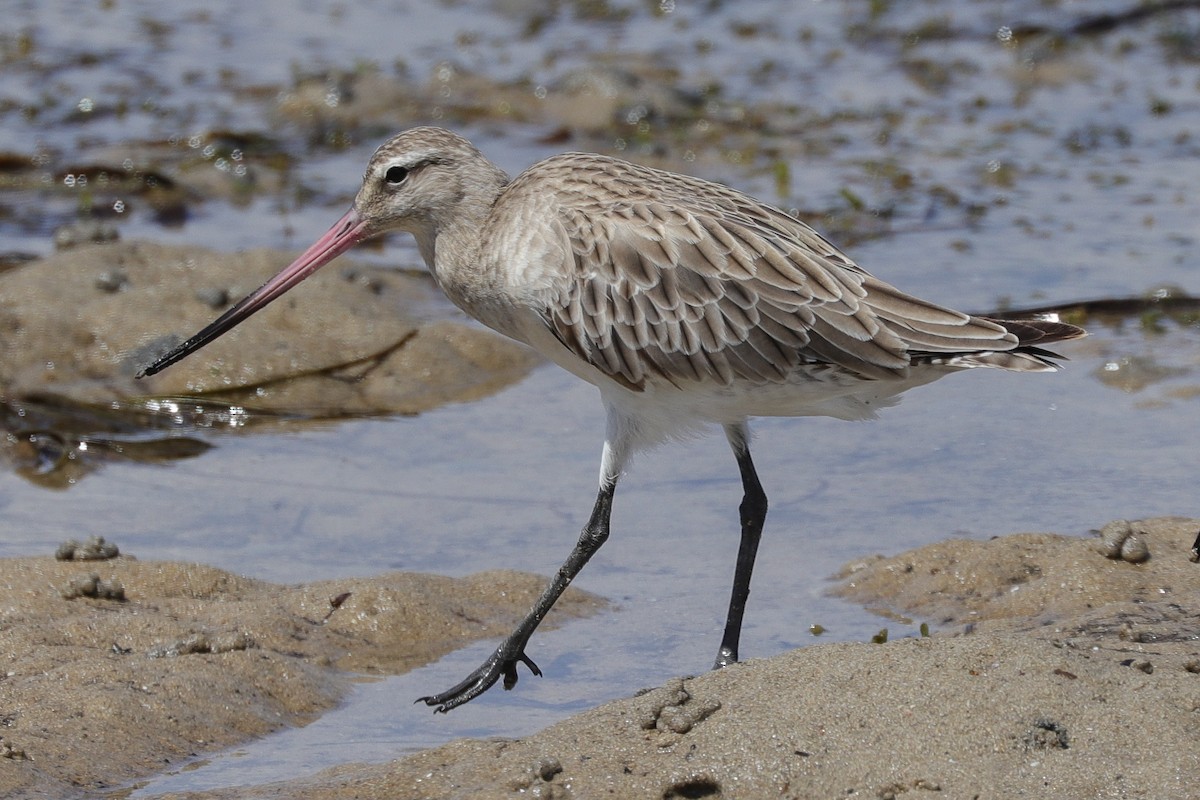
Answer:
140, 127, 1084, 712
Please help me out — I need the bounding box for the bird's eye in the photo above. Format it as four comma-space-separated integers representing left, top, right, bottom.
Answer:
384, 165, 409, 185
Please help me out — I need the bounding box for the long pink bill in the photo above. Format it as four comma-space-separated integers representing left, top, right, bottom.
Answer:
137, 208, 369, 378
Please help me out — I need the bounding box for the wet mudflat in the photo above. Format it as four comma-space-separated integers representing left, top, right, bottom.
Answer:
2, 0, 1200, 796
2, 519, 1197, 799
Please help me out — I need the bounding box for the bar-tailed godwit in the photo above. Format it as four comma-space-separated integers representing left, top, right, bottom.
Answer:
140, 127, 1085, 712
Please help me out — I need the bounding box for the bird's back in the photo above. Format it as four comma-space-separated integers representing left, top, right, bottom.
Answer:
477, 150, 1083, 422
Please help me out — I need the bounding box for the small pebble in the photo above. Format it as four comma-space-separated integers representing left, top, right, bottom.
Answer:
1097, 519, 1131, 558
60, 572, 125, 601
635, 678, 690, 731
656, 698, 721, 734
53, 220, 119, 250
94, 269, 130, 292
55, 536, 120, 561
503, 756, 563, 793
1023, 718, 1069, 750
1120, 532, 1150, 563
0, 738, 28, 761
1096, 520, 1150, 563
532, 756, 563, 782
631, 678, 722, 735
194, 287, 229, 308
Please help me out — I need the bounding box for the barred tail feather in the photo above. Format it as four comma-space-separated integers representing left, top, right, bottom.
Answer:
914, 316, 1085, 372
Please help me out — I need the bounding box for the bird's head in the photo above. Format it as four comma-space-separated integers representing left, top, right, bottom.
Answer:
353, 126, 505, 249
137, 126, 504, 378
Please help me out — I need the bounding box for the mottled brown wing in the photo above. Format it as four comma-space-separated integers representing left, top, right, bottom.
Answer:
534, 159, 1019, 390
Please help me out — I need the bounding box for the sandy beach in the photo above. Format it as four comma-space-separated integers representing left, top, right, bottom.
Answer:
1, 517, 1196, 799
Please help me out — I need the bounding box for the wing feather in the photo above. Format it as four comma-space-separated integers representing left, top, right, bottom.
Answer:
520, 154, 1067, 390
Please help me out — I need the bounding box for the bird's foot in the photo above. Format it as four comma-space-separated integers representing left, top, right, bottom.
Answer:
417, 643, 542, 713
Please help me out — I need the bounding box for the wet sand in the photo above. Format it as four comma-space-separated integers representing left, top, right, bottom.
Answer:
2, 518, 1196, 799
0, 241, 537, 417
0, 551, 603, 798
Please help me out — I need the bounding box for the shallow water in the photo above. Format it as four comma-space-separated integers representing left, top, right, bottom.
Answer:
10, 319, 1200, 793
2, 0, 1200, 794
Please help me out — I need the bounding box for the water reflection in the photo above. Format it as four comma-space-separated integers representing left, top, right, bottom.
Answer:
0, 393, 302, 488
994, 291, 1200, 403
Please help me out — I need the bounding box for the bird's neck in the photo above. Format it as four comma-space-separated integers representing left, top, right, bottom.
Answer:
422, 201, 493, 292
416, 159, 508, 276
419, 167, 520, 336
429, 238, 520, 339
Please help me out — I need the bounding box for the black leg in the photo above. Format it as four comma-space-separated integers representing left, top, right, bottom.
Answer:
713, 423, 768, 669
418, 480, 616, 712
